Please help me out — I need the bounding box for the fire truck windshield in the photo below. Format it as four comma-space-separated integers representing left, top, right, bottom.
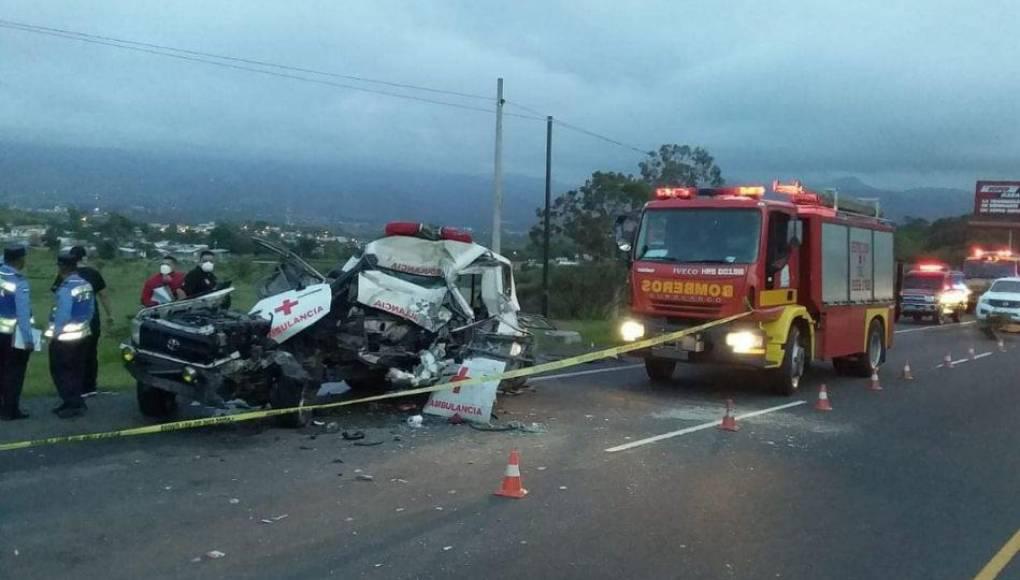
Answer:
635, 208, 761, 264
903, 274, 944, 291
963, 260, 1017, 279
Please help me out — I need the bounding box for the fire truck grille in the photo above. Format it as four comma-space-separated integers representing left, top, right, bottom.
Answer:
649, 299, 722, 316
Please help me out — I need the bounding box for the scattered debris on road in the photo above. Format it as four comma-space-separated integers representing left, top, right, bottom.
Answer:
324, 421, 341, 434
353, 440, 383, 447
342, 430, 366, 441
228, 498, 240, 505
407, 415, 423, 428
356, 474, 375, 482
204, 550, 226, 560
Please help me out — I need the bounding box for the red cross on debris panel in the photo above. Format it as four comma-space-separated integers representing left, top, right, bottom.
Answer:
451, 366, 469, 394
275, 298, 299, 316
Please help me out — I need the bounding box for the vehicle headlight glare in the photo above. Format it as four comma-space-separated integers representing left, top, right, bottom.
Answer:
620, 320, 645, 342
725, 330, 764, 354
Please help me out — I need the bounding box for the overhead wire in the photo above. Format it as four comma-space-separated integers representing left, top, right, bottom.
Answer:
0, 21, 545, 118
1, 19, 640, 144
0, 18, 492, 102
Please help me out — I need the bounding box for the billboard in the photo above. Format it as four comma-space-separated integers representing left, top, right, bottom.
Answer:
973, 181, 1020, 228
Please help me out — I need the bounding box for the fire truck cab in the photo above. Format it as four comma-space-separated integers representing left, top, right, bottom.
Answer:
963, 249, 1020, 311
899, 262, 968, 324
618, 181, 895, 395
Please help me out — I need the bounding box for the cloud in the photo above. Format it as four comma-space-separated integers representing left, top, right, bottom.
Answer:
0, 0, 1017, 189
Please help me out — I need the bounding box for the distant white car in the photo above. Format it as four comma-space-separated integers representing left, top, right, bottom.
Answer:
975, 277, 1020, 323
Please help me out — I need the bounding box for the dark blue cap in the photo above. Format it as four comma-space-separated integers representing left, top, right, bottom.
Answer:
57, 252, 79, 267
3, 246, 26, 262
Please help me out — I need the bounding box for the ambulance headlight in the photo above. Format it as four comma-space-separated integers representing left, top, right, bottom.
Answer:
725, 330, 765, 354
121, 346, 136, 362
509, 342, 524, 357
620, 320, 645, 342
182, 366, 198, 383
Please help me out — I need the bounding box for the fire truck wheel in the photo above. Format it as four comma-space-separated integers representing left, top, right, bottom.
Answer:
644, 357, 676, 382
851, 320, 886, 377
772, 324, 807, 395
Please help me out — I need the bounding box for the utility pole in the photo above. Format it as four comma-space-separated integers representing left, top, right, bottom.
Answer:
542, 115, 553, 317
492, 77, 504, 253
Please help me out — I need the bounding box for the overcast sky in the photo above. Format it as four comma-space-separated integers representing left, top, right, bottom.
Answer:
1, 0, 1018, 190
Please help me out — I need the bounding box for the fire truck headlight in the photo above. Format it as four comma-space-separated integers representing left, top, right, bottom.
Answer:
619, 320, 645, 342
725, 330, 764, 354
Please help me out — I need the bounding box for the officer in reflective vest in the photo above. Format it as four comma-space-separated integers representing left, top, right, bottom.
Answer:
47, 253, 94, 418
0, 245, 34, 420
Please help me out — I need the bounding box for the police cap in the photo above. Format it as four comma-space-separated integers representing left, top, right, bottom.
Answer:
3, 245, 26, 263
56, 252, 79, 267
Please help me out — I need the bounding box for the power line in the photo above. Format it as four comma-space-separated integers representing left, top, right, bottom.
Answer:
0, 18, 492, 102
0, 21, 545, 119
504, 100, 649, 155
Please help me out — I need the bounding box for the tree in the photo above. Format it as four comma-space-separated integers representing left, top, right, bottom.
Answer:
295, 236, 318, 258
532, 171, 649, 260
638, 144, 724, 187
531, 144, 725, 261
42, 227, 61, 251
97, 239, 117, 260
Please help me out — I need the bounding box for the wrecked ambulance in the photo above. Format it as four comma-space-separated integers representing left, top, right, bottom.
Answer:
121, 223, 533, 427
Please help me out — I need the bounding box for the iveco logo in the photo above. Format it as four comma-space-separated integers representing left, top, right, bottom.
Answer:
166, 338, 181, 351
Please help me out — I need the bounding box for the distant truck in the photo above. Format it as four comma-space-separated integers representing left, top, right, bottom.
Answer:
616, 180, 895, 395
898, 262, 968, 324
962, 249, 1020, 311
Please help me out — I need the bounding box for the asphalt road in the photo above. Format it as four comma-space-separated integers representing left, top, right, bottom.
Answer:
2, 318, 1019, 580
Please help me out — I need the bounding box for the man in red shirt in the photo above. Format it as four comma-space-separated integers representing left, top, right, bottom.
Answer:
140, 256, 186, 308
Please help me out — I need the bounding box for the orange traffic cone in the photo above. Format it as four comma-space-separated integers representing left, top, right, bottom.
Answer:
719, 399, 739, 432
494, 449, 528, 499
815, 384, 833, 412
869, 369, 883, 391
943, 352, 953, 368
902, 361, 914, 381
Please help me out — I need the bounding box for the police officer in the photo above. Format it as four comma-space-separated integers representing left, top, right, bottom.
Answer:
48, 253, 94, 419
0, 246, 34, 420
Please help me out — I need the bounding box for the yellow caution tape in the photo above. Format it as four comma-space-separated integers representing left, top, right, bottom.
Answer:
0, 312, 749, 452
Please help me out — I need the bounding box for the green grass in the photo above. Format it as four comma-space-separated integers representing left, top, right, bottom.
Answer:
18, 249, 276, 398
555, 319, 620, 348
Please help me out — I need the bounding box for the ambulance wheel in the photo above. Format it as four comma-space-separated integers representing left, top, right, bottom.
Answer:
644, 357, 676, 382
271, 377, 314, 428
137, 382, 176, 419
851, 320, 886, 377
772, 324, 807, 395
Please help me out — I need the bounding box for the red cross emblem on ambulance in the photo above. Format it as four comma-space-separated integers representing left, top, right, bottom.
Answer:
451, 366, 470, 393
275, 298, 299, 316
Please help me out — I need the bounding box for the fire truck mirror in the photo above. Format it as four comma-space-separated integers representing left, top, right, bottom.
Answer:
614, 213, 640, 253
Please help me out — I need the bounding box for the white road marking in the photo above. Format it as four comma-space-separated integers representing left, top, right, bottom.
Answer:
935, 351, 993, 368
895, 321, 975, 335
530, 364, 644, 383
605, 400, 807, 453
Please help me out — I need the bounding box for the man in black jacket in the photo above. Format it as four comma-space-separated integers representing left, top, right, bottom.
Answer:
183, 250, 218, 298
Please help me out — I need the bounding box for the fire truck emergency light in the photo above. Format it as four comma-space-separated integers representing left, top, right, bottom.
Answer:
655, 187, 696, 199
917, 263, 948, 273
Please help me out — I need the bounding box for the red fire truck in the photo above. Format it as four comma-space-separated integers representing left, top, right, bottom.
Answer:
617, 180, 896, 394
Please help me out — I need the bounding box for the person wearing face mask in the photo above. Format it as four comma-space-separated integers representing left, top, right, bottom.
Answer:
183, 250, 218, 298
140, 256, 186, 308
